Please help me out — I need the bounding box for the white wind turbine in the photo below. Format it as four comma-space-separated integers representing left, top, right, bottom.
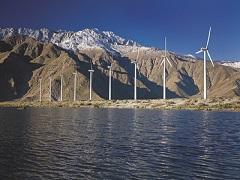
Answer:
39, 78, 42, 102
108, 63, 112, 100
131, 48, 140, 100
160, 37, 172, 99
60, 75, 63, 101
196, 27, 214, 100
73, 72, 77, 102
72, 65, 81, 102
88, 61, 94, 101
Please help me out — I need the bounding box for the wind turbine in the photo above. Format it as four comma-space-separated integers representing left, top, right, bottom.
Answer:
108, 64, 112, 100
107, 52, 114, 100
131, 48, 140, 100
60, 75, 63, 101
39, 78, 42, 102
88, 61, 94, 101
196, 27, 214, 100
73, 72, 77, 102
49, 77, 52, 102
160, 37, 172, 99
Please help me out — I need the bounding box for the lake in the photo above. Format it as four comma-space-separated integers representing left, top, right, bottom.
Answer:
0, 108, 240, 179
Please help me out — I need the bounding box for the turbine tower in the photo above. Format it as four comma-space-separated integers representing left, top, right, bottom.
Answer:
108, 64, 112, 100
73, 72, 77, 102
160, 37, 172, 99
39, 78, 42, 102
88, 61, 94, 101
60, 75, 63, 101
131, 48, 140, 100
196, 27, 214, 100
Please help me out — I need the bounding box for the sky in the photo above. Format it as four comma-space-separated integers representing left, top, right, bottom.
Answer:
0, 0, 239, 60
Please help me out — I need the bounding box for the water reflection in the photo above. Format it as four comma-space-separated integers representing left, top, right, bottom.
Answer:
200, 111, 211, 159
160, 110, 176, 145
0, 108, 240, 179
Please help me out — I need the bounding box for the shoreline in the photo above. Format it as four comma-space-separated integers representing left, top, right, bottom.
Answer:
1, 98, 240, 112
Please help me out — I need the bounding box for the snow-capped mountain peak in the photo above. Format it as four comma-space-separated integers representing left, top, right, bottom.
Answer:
0, 27, 140, 52
0, 27, 209, 62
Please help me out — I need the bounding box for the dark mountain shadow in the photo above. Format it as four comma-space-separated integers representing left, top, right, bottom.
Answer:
51, 79, 61, 101
0, 52, 42, 101
234, 79, 240, 96
176, 69, 199, 96
0, 41, 12, 52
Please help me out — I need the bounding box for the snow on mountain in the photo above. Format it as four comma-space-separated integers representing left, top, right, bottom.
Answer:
175, 54, 197, 62
0, 27, 203, 62
220, 61, 240, 69
0, 27, 141, 53
184, 54, 196, 59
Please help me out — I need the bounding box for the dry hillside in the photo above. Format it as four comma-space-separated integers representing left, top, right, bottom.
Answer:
0, 35, 240, 101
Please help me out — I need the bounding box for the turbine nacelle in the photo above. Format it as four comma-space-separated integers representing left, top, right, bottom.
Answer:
196, 47, 208, 54
201, 47, 208, 51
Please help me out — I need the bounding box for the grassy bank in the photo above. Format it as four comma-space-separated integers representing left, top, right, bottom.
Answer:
1, 98, 240, 112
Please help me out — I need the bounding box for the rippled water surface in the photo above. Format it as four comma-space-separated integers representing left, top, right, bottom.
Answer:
0, 108, 240, 179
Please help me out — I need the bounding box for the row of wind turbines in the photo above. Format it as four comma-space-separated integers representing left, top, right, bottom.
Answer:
39, 27, 214, 102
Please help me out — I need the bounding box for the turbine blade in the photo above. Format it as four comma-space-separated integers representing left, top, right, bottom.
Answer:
165, 37, 167, 56
207, 50, 214, 67
206, 26, 211, 48
160, 59, 164, 67
196, 50, 203, 54
166, 57, 172, 67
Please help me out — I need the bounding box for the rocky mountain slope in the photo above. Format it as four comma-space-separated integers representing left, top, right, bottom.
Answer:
0, 28, 240, 101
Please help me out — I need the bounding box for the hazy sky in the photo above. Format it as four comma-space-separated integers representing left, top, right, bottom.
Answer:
0, 0, 239, 60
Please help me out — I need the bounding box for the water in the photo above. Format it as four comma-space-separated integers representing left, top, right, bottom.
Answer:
0, 108, 240, 179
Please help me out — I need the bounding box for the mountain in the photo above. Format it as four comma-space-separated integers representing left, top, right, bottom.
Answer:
0, 27, 240, 101
0, 28, 140, 52
220, 61, 240, 69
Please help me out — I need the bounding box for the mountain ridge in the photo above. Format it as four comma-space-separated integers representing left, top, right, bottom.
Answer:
0, 27, 141, 52
0, 28, 240, 101
2, 27, 239, 68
